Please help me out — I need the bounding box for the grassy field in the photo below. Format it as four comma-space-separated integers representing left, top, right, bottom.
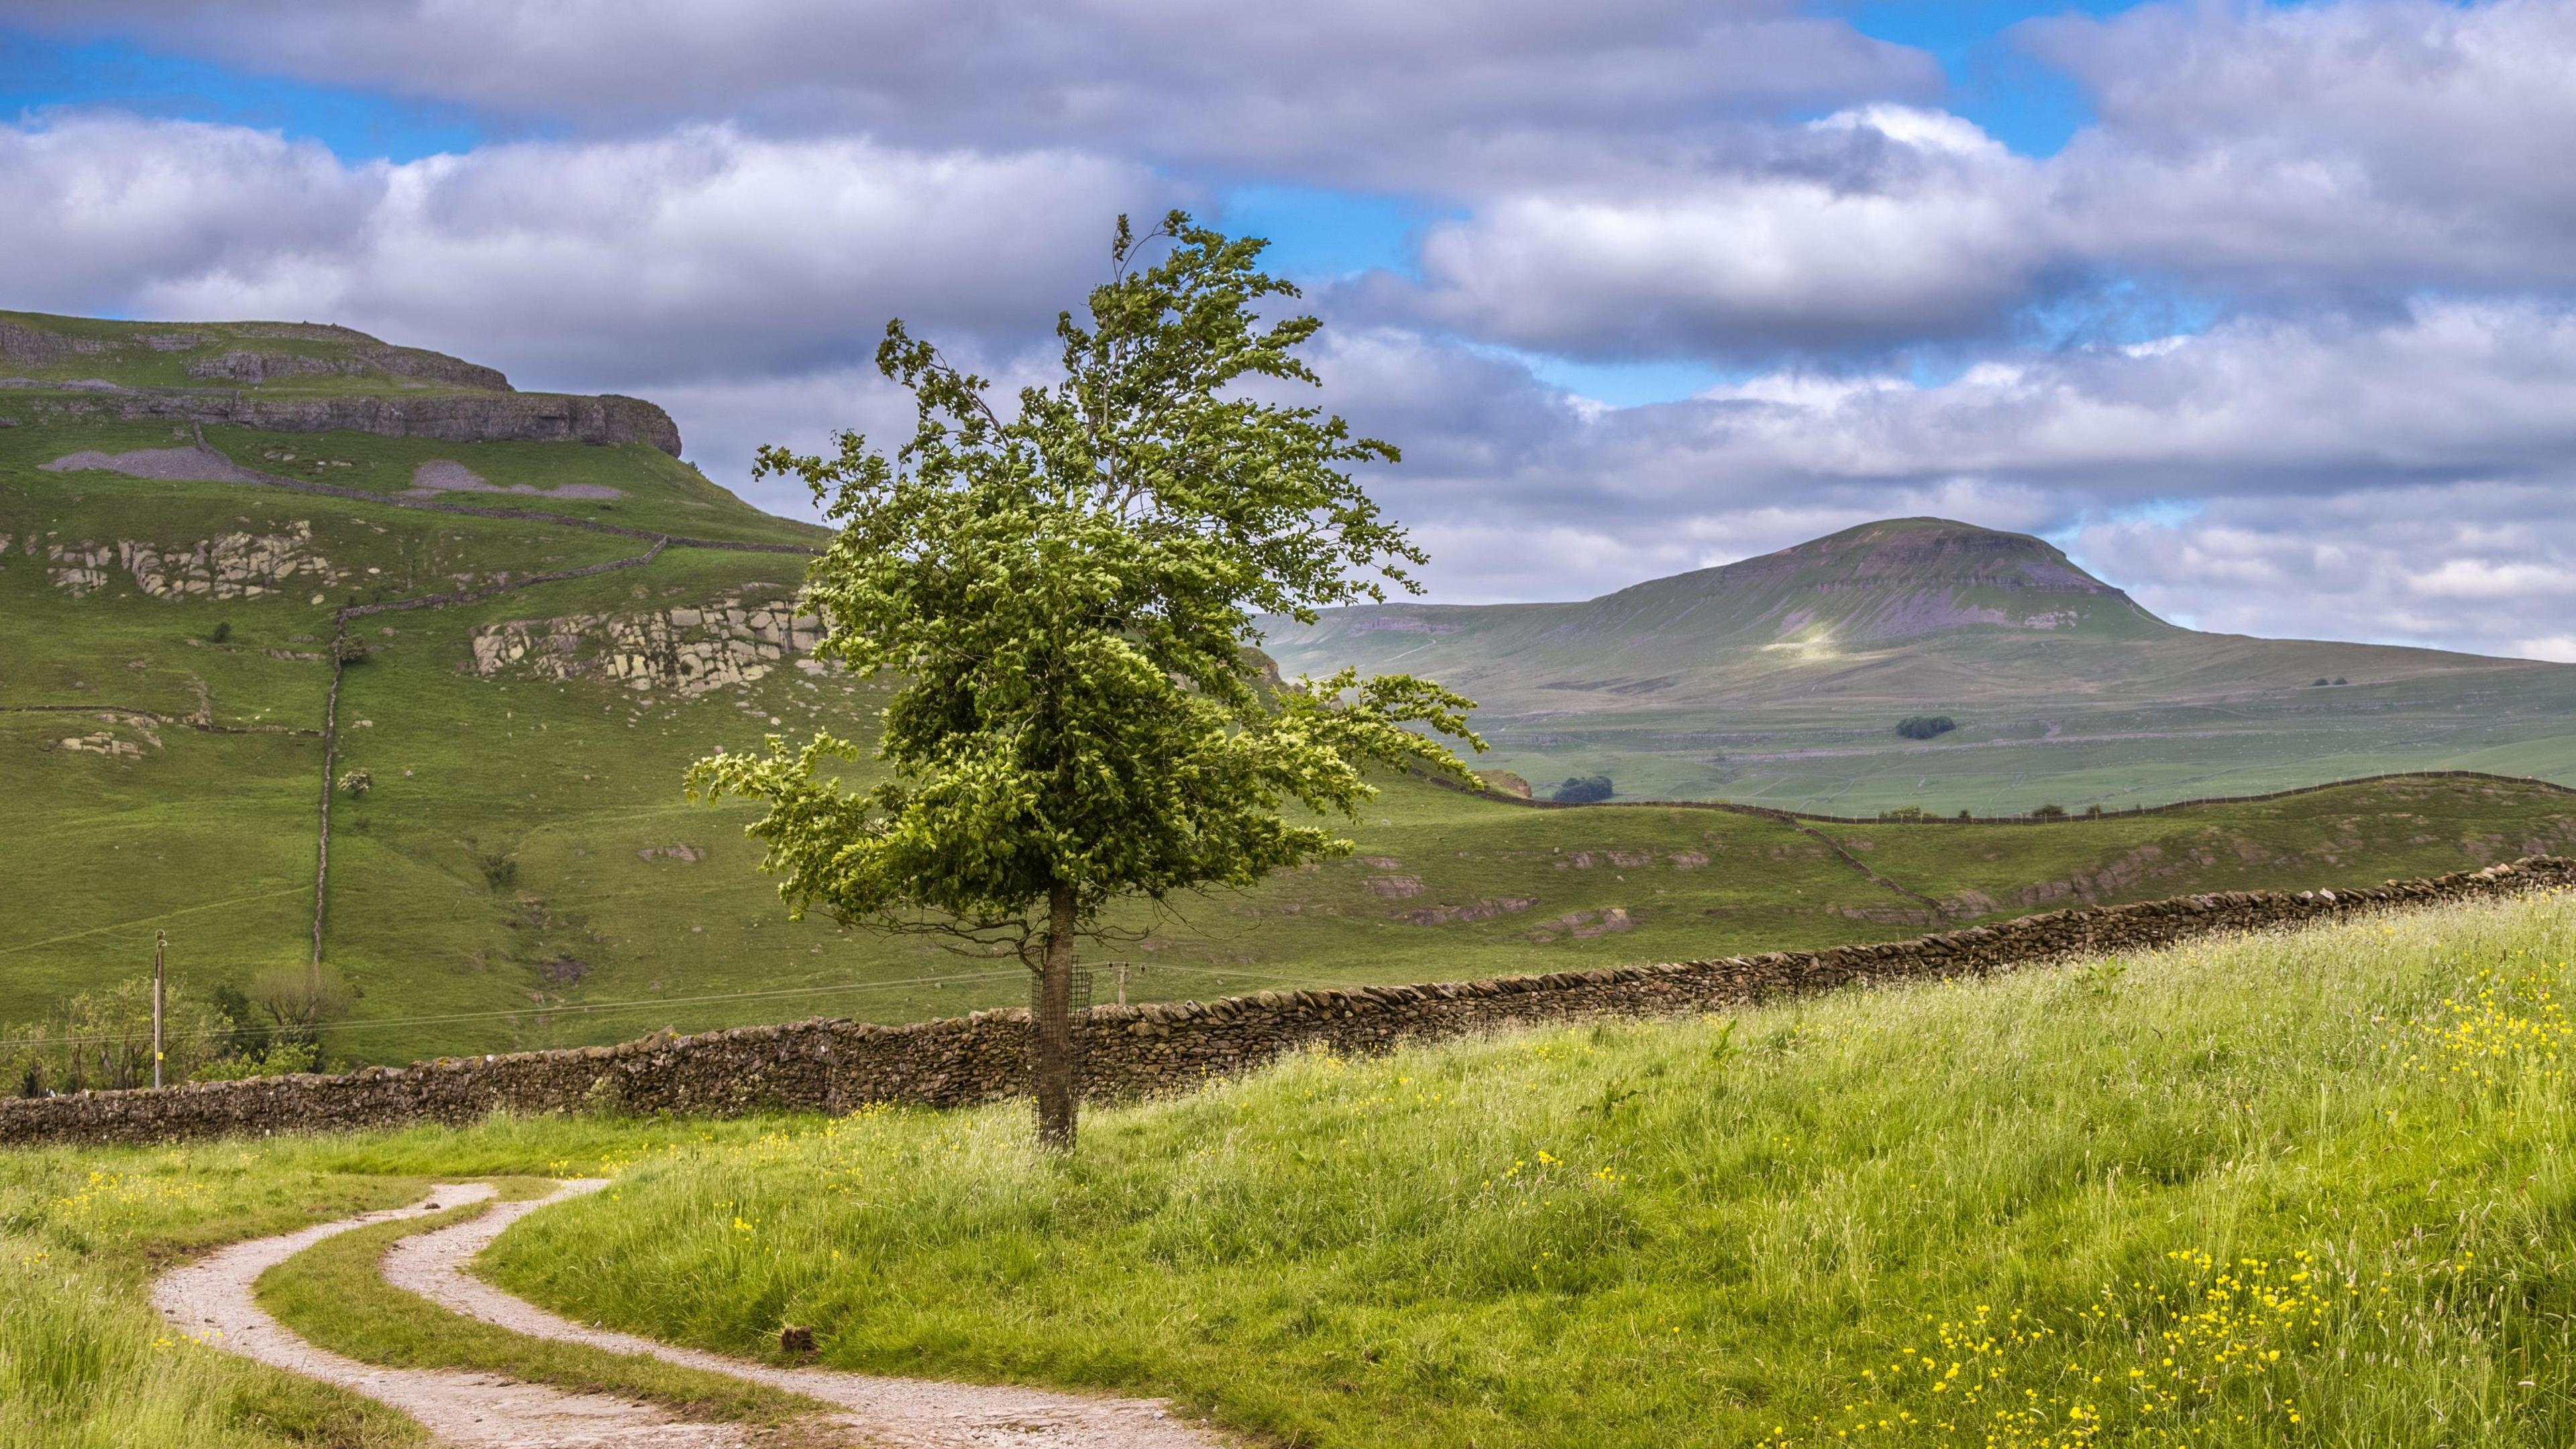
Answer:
2, 892, 2573, 1446
483, 890, 2576, 1448
0, 1114, 806, 1449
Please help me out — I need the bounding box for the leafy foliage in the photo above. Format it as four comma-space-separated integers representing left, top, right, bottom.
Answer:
689, 214, 1481, 958
1894, 714, 1957, 740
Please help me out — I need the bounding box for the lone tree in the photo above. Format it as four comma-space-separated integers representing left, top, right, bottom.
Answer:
689, 213, 1483, 1150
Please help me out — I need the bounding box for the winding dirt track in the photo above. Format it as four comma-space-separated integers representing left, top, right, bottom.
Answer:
151, 1183, 751, 1447
387, 1180, 1228, 1448
156, 1181, 1232, 1448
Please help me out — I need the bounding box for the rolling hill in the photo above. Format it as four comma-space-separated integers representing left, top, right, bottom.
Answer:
1261, 517, 2576, 812
6, 311, 2576, 1068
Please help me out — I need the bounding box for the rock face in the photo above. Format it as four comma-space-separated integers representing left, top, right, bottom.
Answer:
36, 523, 345, 600
67, 390, 684, 455
0, 321, 108, 365
2, 312, 681, 452
468, 592, 822, 695
185, 345, 509, 390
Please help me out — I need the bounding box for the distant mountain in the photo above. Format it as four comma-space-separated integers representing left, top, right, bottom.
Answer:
1262, 519, 2576, 810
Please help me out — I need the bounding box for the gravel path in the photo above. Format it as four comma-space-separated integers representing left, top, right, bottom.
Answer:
386, 1179, 1232, 1448
151, 1183, 755, 1448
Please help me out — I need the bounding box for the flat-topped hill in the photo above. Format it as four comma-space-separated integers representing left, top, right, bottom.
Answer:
1265, 518, 2576, 810
0, 309, 680, 453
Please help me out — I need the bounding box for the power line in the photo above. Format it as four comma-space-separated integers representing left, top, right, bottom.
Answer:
0, 887, 309, 957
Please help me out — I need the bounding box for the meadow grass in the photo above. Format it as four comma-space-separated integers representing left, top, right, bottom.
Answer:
480, 891, 2576, 1448
0, 1116, 820, 1448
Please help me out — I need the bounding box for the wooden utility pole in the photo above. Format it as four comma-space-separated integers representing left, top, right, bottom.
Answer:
152, 930, 166, 1090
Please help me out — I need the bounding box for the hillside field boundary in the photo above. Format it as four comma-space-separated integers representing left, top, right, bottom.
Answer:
1460, 767, 2576, 824
7, 854, 2570, 1148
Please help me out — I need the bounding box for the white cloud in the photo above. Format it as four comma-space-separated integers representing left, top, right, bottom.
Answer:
1290, 305, 2576, 656
0, 0, 1934, 189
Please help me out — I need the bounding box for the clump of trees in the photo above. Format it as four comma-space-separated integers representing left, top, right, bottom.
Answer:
1895, 715, 1957, 740
0, 963, 350, 1096
1553, 775, 1615, 804
2032, 802, 2069, 820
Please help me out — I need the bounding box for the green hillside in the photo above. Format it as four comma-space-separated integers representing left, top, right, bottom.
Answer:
486, 892, 2576, 1449
1262, 517, 2576, 811
7, 313, 2576, 1069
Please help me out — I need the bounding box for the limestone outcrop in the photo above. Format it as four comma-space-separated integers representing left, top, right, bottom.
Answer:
36, 523, 346, 600
20, 387, 681, 455
468, 592, 822, 696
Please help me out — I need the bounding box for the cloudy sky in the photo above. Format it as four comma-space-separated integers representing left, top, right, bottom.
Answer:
5, 1, 2573, 661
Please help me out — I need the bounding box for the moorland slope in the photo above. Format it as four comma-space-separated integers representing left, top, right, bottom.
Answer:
1263, 517, 2576, 810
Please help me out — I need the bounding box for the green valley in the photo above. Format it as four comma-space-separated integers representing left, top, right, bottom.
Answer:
7, 312, 2576, 1069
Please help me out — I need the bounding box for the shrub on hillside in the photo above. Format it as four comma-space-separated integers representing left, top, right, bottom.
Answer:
2032, 802, 2068, 819
1553, 775, 1615, 804
1, 981, 228, 1095
1895, 714, 1957, 740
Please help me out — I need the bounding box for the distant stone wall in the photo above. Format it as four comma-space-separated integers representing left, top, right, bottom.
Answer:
7, 857, 2571, 1148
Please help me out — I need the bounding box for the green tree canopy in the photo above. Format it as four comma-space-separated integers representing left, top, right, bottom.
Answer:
688, 213, 1482, 1148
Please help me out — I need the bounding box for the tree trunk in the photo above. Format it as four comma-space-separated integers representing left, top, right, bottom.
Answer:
1033, 881, 1080, 1152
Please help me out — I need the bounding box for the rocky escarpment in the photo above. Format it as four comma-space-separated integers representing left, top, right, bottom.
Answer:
17, 524, 346, 600
25, 388, 683, 455
1, 313, 682, 453
468, 590, 822, 696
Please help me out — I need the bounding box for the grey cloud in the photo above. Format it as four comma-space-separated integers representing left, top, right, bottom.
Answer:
1383, 1, 2576, 358
0, 117, 380, 316
1381, 107, 2055, 358
1267, 306, 2576, 657
2071, 490, 2576, 661
2, 116, 1171, 388
0, 0, 1936, 189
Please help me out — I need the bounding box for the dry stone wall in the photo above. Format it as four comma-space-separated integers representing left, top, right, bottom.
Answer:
7, 856, 2571, 1148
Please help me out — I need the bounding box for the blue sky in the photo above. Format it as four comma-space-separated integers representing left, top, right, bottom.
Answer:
2, 0, 2573, 660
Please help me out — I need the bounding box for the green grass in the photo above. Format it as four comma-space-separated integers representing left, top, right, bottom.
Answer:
254, 1188, 833, 1429
482, 890, 2576, 1448
9, 399, 2576, 1067
0, 1115, 837, 1449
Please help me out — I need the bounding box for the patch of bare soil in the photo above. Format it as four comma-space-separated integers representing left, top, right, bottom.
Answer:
41, 445, 266, 483
407, 460, 621, 500
392, 1180, 1234, 1448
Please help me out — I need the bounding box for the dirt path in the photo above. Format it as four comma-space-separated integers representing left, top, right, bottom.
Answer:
151, 1183, 755, 1448
386, 1179, 1232, 1448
